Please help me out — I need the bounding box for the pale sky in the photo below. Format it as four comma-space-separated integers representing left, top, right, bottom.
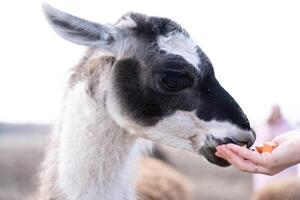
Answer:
0, 0, 299, 125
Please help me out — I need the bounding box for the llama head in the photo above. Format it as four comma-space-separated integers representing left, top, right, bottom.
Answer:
43, 5, 255, 167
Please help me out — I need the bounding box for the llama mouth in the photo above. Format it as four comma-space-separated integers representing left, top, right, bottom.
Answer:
199, 145, 230, 167
198, 133, 254, 167
198, 135, 238, 167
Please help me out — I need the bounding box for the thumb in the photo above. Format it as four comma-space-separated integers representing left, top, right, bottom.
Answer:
272, 130, 300, 144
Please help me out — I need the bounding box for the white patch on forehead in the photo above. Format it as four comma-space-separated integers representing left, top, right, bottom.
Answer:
115, 16, 137, 29
158, 32, 201, 70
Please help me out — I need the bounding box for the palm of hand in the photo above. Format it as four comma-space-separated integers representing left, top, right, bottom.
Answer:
216, 130, 300, 175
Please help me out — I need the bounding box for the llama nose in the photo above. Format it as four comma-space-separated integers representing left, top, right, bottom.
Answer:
231, 129, 256, 148
220, 129, 255, 148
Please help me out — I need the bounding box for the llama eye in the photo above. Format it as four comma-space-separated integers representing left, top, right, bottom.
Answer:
159, 49, 166, 54
160, 71, 193, 91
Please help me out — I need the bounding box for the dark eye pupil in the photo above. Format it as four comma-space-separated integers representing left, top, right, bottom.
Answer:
162, 75, 183, 88
161, 72, 192, 91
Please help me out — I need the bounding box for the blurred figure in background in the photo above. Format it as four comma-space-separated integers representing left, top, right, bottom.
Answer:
253, 105, 297, 190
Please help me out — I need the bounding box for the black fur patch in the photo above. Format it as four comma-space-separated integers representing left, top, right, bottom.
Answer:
113, 56, 250, 131
113, 14, 251, 130
113, 58, 197, 126
196, 74, 250, 130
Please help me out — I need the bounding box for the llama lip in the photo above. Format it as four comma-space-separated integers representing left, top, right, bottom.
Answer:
199, 145, 230, 167
198, 134, 252, 167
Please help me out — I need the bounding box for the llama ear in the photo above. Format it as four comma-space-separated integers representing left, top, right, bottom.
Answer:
43, 4, 115, 48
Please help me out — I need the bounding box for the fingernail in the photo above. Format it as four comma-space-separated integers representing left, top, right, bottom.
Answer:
215, 152, 221, 157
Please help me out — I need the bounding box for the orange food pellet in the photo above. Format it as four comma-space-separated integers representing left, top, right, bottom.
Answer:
265, 141, 278, 148
255, 145, 263, 153
255, 142, 278, 153
262, 144, 273, 153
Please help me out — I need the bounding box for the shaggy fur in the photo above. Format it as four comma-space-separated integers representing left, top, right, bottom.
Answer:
136, 157, 191, 200
252, 177, 300, 200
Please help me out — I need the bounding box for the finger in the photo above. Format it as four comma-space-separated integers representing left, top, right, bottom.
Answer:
216, 146, 232, 159
215, 151, 222, 157
223, 148, 256, 172
221, 146, 257, 173
225, 144, 262, 164
217, 146, 238, 163
221, 146, 276, 175
272, 130, 299, 144
215, 147, 228, 159
215, 152, 220, 157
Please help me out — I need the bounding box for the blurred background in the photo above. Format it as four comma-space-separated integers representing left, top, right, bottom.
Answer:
1, 0, 300, 199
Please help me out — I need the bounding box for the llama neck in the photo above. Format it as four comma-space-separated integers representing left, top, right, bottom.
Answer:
57, 82, 140, 200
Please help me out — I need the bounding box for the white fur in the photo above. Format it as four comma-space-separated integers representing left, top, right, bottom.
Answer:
56, 79, 147, 200
142, 111, 206, 151
158, 32, 200, 70
115, 16, 137, 29
204, 120, 255, 146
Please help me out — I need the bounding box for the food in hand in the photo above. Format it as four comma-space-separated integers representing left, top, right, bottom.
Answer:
255, 142, 278, 153
255, 145, 263, 153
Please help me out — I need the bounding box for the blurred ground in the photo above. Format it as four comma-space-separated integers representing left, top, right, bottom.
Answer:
0, 126, 252, 200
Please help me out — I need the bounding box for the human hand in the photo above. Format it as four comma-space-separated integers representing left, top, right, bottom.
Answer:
215, 130, 300, 175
